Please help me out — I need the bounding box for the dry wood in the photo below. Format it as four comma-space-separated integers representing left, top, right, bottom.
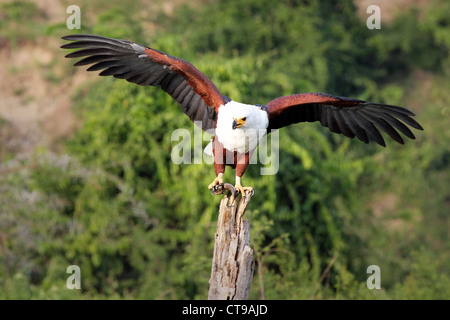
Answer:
208, 187, 255, 300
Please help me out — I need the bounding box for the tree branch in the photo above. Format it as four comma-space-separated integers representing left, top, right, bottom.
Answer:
208, 186, 255, 300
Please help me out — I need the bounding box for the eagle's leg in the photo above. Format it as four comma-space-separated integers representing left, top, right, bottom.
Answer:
208, 172, 224, 190
234, 176, 253, 195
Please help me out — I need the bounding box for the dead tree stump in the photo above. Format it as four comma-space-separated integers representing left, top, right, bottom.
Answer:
208, 184, 255, 300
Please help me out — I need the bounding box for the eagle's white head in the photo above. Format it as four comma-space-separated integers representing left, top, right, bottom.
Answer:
215, 100, 269, 154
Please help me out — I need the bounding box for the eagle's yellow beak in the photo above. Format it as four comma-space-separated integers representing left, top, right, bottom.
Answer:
232, 117, 247, 130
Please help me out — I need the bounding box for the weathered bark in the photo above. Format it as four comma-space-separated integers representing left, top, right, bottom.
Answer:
208, 185, 254, 300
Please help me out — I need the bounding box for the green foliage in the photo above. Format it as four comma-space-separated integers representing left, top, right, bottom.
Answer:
0, 0, 449, 300
391, 249, 450, 299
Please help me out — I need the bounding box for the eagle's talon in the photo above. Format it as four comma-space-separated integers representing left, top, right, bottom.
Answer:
234, 184, 253, 197
210, 185, 223, 195
214, 184, 224, 191
210, 184, 220, 192
208, 175, 224, 191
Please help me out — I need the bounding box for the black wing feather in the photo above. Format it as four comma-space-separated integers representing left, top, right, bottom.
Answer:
62, 34, 225, 131
266, 93, 423, 146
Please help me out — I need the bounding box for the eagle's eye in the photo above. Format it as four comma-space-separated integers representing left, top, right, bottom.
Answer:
242, 117, 247, 121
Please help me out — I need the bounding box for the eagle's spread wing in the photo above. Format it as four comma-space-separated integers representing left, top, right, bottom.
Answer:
266, 93, 423, 146
61, 34, 228, 131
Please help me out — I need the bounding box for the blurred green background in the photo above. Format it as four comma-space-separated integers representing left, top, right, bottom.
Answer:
0, 0, 449, 299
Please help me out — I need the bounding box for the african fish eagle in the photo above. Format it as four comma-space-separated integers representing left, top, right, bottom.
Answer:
61, 35, 423, 196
